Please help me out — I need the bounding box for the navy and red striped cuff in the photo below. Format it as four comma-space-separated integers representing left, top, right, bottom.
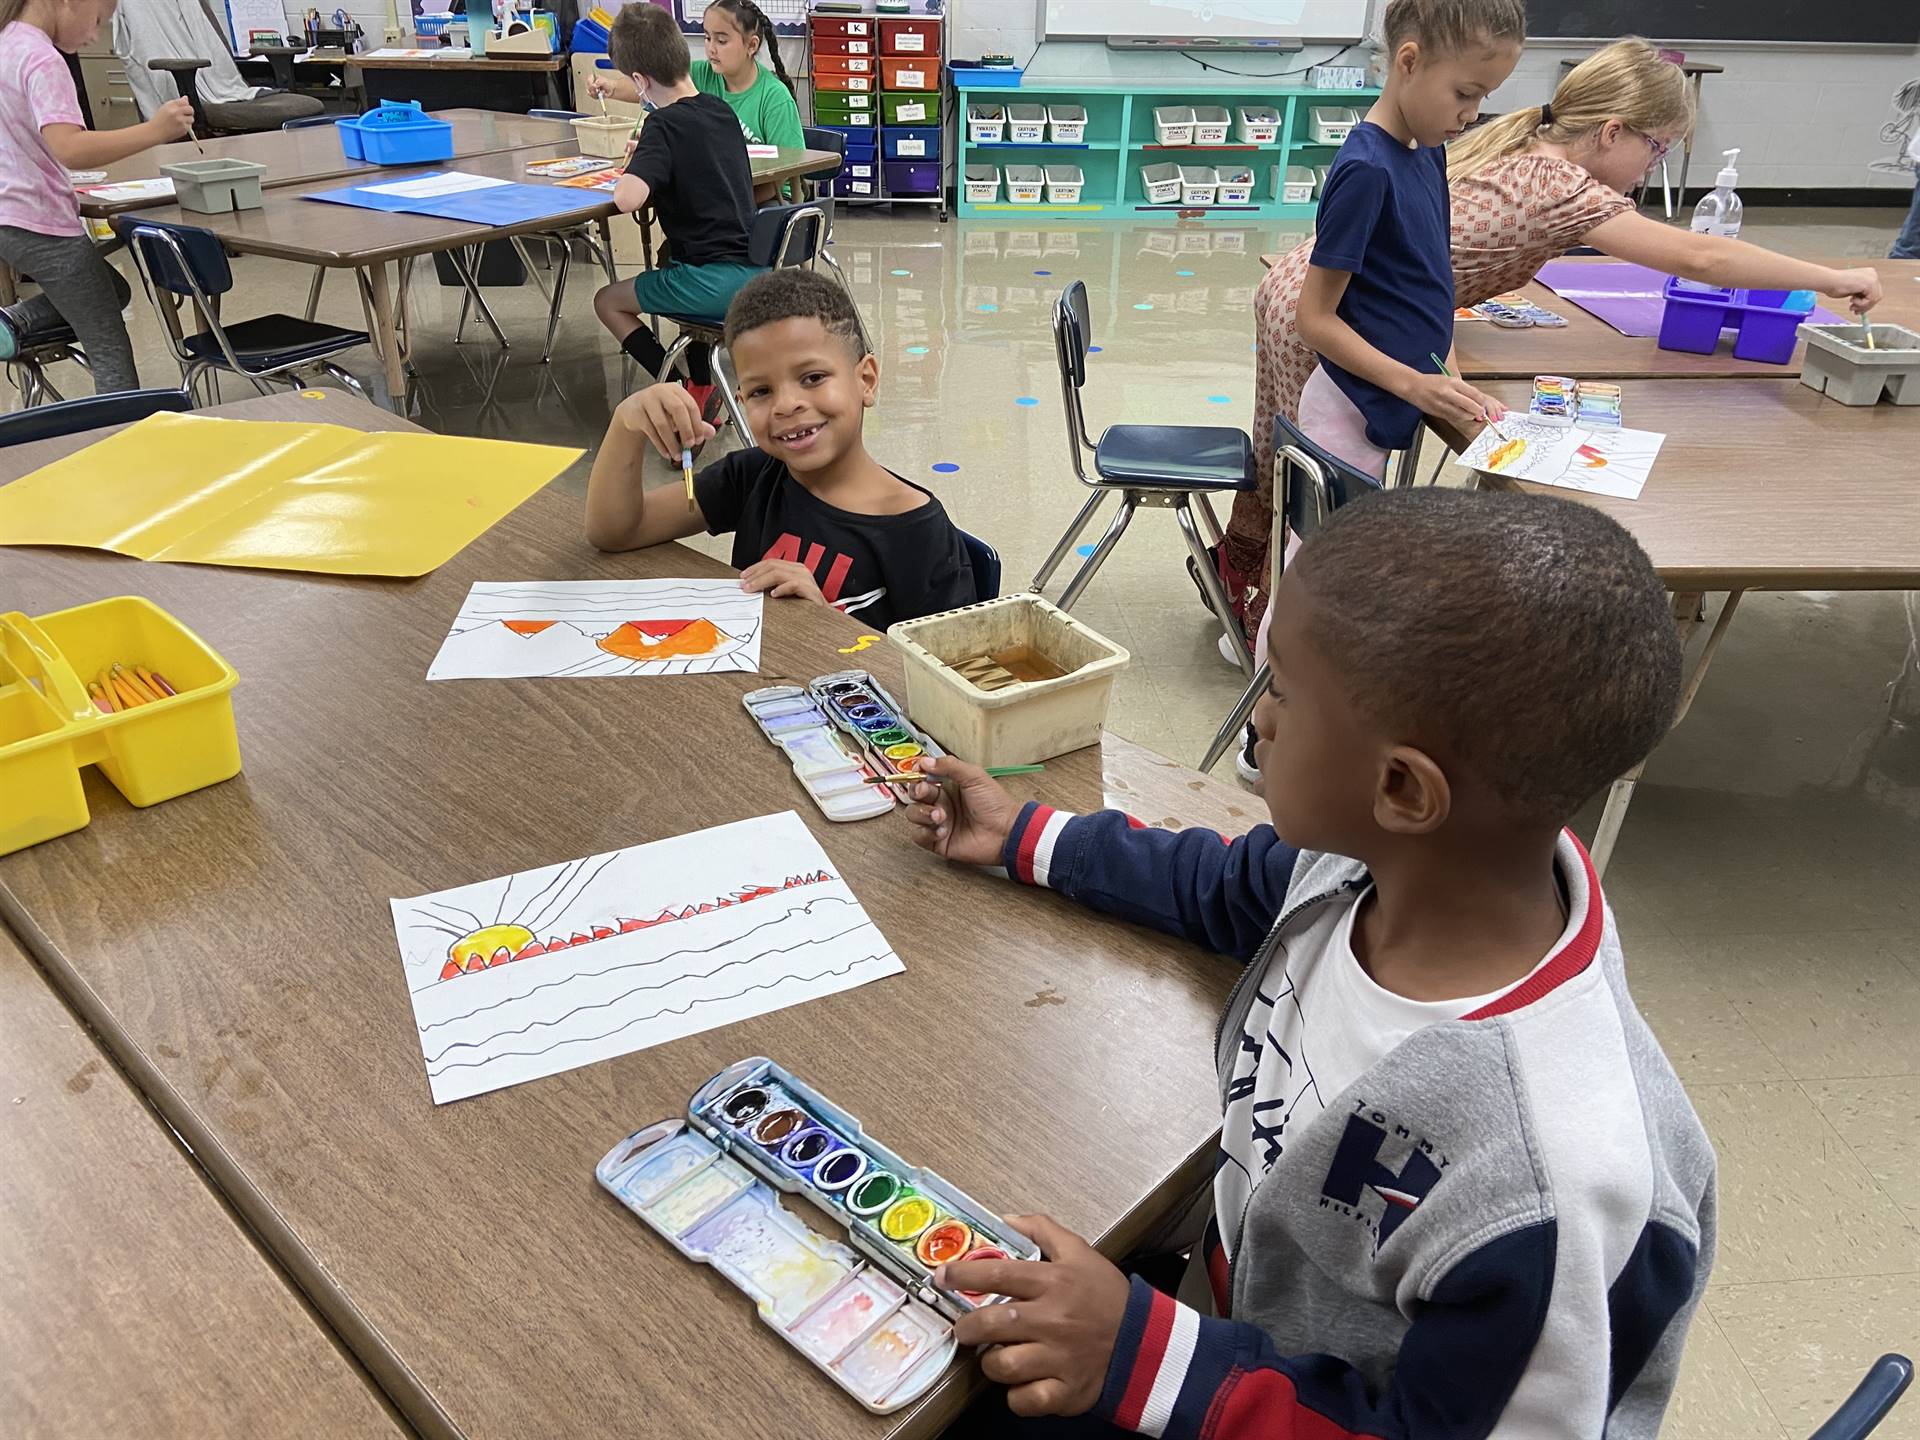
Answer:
1001, 802, 1076, 888
1096, 1279, 1206, 1435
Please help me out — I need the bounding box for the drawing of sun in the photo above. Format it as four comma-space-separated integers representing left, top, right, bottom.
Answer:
595, 618, 730, 660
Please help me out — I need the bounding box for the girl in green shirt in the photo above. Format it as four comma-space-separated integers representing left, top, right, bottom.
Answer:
691, 0, 804, 153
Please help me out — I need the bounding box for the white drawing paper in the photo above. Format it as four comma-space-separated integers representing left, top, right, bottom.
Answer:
426, 579, 764, 680
363, 170, 511, 198
391, 812, 904, 1104
1458, 419, 1665, 500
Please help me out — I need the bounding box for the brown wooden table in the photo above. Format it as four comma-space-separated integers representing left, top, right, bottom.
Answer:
348, 51, 569, 110
0, 389, 1251, 1440
0, 924, 405, 1437
124, 145, 836, 398
79, 109, 577, 217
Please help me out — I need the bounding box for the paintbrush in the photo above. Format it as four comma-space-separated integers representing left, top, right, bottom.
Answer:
865, 764, 1046, 786
682, 446, 695, 510
1863, 311, 1876, 351
1432, 351, 1509, 441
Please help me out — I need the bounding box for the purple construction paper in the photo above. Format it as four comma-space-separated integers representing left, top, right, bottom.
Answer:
1533, 259, 1842, 336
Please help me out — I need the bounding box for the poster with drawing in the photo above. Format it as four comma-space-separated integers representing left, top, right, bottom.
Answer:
1458, 419, 1665, 501
426, 579, 763, 680
391, 812, 904, 1103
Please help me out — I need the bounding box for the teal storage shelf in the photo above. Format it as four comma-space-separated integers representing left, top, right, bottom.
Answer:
955, 81, 1379, 222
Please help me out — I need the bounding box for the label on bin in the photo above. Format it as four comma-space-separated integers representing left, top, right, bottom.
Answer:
894, 32, 925, 50
897, 138, 926, 156
897, 103, 926, 121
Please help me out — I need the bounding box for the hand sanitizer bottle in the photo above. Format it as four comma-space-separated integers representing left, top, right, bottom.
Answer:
1690, 149, 1743, 239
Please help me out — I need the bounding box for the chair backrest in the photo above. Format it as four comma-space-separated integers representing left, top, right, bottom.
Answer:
1050, 282, 1096, 478
1270, 409, 1384, 594
529, 108, 585, 120
1809, 1354, 1912, 1440
0, 388, 191, 448
117, 217, 235, 299
281, 113, 337, 129
959, 529, 1001, 602
799, 126, 847, 185
748, 202, 828, 271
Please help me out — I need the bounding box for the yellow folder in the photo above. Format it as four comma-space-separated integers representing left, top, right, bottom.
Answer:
0, 413, 580, 578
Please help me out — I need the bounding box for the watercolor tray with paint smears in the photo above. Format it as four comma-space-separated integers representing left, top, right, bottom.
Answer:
596, 1057, 1038, 1411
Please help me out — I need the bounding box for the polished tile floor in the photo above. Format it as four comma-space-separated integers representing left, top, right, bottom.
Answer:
15, 202, 1920, 1437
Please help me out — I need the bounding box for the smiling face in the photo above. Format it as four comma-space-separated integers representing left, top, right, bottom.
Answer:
1389, 35, 1521, 147
729, 315, 878, 476
702, 7, 757, 82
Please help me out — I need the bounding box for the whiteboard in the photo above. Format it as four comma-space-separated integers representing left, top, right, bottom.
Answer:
1041, 0, 1370, 42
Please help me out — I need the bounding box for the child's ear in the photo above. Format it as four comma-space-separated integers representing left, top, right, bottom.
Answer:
1373, 745, 1450, 835
857, 352, 880, 408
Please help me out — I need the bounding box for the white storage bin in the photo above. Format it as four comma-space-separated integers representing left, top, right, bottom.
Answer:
1153, 106, 1196, 145
1281, 164, 1316, 203
1235, 106, 1281, 144
1008, 105, 1048, 143
963, 164, 1001, 204
1192, 106, 1231, 144
1140, 162, 1182, 204
1044, 164, 1084, 203
1315, 164, 1331, 190
1047, 104, 1087, 144
1310, 107, 1359, 144
1178, 164, 1218, 205
1216, 165, 1255, 204
967, 104, 1006, 143
1004, 164, 1045, 204
886, 594, 1132, 767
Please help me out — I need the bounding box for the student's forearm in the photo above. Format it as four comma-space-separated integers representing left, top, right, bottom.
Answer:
585, 425, 652, 550
1680, 235, 1854, 295
1297, 305, 1419, 404
613, 174, 651, 214
43, 120, 167, 169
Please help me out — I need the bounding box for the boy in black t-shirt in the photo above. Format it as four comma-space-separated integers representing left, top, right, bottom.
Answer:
590, 2, 760, 412
585, 269, 976, 630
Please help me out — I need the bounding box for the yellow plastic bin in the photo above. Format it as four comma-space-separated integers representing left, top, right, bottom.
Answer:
886, 594, 1130, 766
0, 597, 241, 856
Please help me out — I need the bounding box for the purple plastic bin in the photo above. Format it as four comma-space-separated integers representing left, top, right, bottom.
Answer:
883, 159, 941, 194
1657, 277, 1809, 365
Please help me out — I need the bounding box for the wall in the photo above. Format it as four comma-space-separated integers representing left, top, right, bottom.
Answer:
950, 0, 1918, 191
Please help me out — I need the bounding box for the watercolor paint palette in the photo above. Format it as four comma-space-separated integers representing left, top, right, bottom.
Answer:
740, 670, 944, 825
597, 1056, 1037, 1412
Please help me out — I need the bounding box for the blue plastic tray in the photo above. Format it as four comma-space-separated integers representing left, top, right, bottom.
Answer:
950, 64, 1023, 89
337, 102, 455, 166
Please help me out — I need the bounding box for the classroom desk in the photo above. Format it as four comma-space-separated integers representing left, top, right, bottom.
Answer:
1457, 377, 1920, 867
124, 145, 835, 398
0, 388, 1251, 1440
0, 925, 404, 1437
348, 51, 570, 111
79, 109, 577, 217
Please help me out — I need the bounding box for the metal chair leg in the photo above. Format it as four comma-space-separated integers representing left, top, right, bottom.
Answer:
818, 246, 871, 354
654, 333, 692, 383
1202, 660, 1268, 772
541, 241, 571, 364
316, 361, 366, 399
596, 218, 618, 285
1056, 494, 1138, 611
508, 235, 553, 305
304, 267, 326, 322
449, 246, 509, 349
1029, 489, 1111, 593
711, 344, 753, 447
1178, 496, 1254, 676
1194, 491, 1225, 550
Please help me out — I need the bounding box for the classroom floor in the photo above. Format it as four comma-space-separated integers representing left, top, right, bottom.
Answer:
20, 203, 1920, 1438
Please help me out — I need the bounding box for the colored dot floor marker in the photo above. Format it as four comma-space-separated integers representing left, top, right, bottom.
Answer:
1176, 269, 1195, 277
1033, 269, 1052, 276
906, 345, 929, 355
1088, 345, 1103, 353
1208, 395, 1231, 404
932, 462, 960, 474
1016, 396, 1038, 406
891, 269, 911, 276
978, 303, 999, 312
1133, 302, 1154, 311
1074, 543, 1096, 557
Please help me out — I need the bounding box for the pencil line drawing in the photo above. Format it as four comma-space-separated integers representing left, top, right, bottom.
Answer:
1459, 418, 1665, 501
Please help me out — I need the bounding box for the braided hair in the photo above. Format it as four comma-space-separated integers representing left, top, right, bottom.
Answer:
708, 0, 795, 96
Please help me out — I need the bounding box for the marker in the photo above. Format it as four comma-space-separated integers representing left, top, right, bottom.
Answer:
681, 446, 695, 510
1432, 351, 1509, 440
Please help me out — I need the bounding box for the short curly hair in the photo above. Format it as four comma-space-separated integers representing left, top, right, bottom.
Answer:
1292, 487, 1681, 825
723, 268, 868, 359
610, 2, 689, 85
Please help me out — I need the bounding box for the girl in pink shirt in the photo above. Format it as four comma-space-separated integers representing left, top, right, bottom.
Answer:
0, 0, 192, 393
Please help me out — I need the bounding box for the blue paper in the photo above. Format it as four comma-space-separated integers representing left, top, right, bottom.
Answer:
300, 179, 603, 225
302, 182, 433, 213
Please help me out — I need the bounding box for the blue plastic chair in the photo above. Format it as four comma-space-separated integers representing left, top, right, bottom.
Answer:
959, 529, 1001, 603
1029, 281, 1257, 674
1810, 1355, 1912, 1439
116, 217, 369, 404
1197, 410, 1388, 771
0, 388, 191, 447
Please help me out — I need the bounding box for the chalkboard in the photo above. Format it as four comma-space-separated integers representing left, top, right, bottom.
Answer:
1526, 0, 1918, 45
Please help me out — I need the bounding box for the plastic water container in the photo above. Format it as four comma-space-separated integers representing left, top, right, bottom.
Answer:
1798, 322, 1920, 405
1, 598, 241, 856
1153, 106, 1196, 145
158, 158, 265, 214
1178, 164, 1218, 205
1141, 162, 1182, 204
1281, 164, 1316, 203
1192, 106, 1231, 144
1216, 166, 1255, 204
570, 115, 631, 158
1309, 107, 1358, 144
337, 101, 454, 165
1044, 164, 1084, 203
1048, 104, 1087, 144
1656, 277, 1809, 365
963, 164, 1001, 203
1235, 106, 1281, 144
1007, 105, 1048, 143
1004, 165, 1044, 204
885, 594, 1131, 767
967, 104, 1006, 143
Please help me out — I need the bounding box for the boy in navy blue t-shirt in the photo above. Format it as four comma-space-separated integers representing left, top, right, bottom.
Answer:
1293, 0, 1524, 475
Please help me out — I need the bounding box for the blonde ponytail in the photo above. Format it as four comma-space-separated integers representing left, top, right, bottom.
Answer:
1448, 36, 1693, 181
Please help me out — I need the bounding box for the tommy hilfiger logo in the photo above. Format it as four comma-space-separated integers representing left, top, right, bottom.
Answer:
1320, 1102, 1449, 1251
